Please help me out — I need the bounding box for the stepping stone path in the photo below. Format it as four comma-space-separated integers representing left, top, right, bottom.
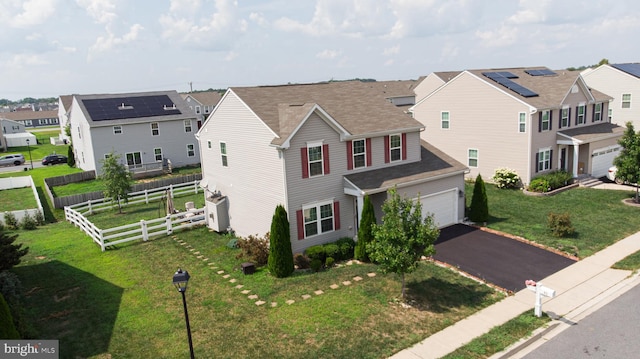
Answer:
172, 236, 378, 308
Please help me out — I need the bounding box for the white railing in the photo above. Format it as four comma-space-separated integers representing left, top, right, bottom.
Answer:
64, 205, 206, 251
68, 180, 202, 216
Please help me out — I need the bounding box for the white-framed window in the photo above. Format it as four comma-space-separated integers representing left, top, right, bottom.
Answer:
577, 105, 586, 124
308, 143, 324, 176
537, 148, 551, 172
195, 106, 201, 114
389, 134, 402, 162
518, 112, 526, 133
151, 122, 159, 136
184, 120, 192, 133
187, 144, 195, 157
126, 152, 142, 169
468, 148, 478, 167
207, 140, 212, 149
594, 103, 602, 122
622, 94, 631, 108
560, 108, 569, 128
441, 111, 450, 129
77, 125, 81, 139
113, 125, 122, 134
154, 148, 163, 162
220, 142, 227, 167
541, 110, 551, 131
352, 139, 366, 168
303, 201, 334, 238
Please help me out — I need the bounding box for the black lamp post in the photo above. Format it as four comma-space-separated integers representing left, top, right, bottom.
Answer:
25, 138, 33, 169
173, 268, 195, 359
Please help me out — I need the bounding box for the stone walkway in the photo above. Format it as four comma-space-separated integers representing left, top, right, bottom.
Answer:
171, 236, 377, 307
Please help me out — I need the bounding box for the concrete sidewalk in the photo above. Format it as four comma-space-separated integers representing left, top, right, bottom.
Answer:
390, 231, 640, 359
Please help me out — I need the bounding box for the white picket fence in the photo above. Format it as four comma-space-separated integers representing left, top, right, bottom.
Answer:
64, 180, 206, 251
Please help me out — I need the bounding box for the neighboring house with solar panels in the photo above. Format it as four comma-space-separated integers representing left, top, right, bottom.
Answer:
58, 95, 74, 143
0, 109, 59, 128
181, 91, 223, 130
410, 67, 623, 185
68, 90, 200, 176
581, 63, 640, 129
196, 81, 467, 253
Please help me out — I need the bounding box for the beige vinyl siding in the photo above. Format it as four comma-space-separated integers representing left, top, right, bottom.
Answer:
415, 72, 532, 183
285, 112, 355, 253
199, 91, 286, 238
414, 74, 447, 103
583, 65, 640, 128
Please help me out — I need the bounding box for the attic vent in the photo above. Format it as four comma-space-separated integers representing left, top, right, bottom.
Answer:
118, 103, 134, 110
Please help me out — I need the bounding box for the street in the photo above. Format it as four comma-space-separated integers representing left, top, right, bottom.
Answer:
0, 162, 44, 174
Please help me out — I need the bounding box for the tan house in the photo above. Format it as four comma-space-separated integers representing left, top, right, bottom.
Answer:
411, 67, 623, 185
181, 91, 223, 130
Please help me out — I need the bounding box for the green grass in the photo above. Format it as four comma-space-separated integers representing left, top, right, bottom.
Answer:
440, 311, 551, 359
612, 251, 640, 271
0, 187, 38, 210
467, 183, 640, 258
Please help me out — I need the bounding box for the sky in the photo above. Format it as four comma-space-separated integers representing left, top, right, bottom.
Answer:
1, 0, 639, 101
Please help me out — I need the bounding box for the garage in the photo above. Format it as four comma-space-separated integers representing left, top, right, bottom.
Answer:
418, 188, 458, 228
591, 145, 621, 178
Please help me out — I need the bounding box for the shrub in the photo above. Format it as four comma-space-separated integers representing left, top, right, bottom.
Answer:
305, 245, 326, 263
267, 205, 294, 278
336, 237, 355, 261
492, 168, 521, 189
528, 178, 550, 193
310, 259, 323, 272
0, 293, 19, 339
226, 238, 238, 249
293, 253, 310, 269
469, 174, 489, 223
235, 233, 270, 266
548, 212, 575, 238
34, 211, 45, 226
325, 257, 335, 268
528, 171, 572, 193
355, 194, 376, 262
3, 212, 18, 230
20, 212, 37, 230
323, 244, 339, 262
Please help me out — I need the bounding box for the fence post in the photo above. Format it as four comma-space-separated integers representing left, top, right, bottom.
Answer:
141, 219, 148, 241
145, 189, 149, 204
166, 215, 173, 235
170, 184, 174, 198
88, 200, 93, 215
194, 180, 198, 194
99, 228, 105, 252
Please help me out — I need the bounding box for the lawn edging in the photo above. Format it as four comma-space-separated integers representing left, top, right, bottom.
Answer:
522, 183, 579, 197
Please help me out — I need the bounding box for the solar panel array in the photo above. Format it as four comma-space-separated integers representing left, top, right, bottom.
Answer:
482, 72, 539, 98
611, 63, 640, 79
82, 95, 182, 121
525, 69, 557, 76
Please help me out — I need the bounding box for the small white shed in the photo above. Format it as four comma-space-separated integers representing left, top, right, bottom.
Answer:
4, 132, 37, 147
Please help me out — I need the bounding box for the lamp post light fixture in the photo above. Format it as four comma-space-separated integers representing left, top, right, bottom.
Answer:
26, 138, 33, 169
173, 268, 195, 359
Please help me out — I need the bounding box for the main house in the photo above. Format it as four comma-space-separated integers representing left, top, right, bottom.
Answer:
581, 63, 640, 129
68, 90, 201, 176
411, 67, 623, 185
196, 81, 467, 254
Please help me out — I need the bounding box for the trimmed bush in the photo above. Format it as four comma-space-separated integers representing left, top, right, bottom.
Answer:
293, 253, 310, 269
548, 212, 575, 238
528, 171, 572, 193
336, 237, 355, 261
267, 205, 294, 278
310, 259, 323, 272
305, 245, 326, 263
323, 244, 339, 262
469, 174, 489, 224
325, 257, 335, 268
492, 168, 521, 189
355, 194, 376, 262
235, 233, 270, 266
528, 178, 551, 193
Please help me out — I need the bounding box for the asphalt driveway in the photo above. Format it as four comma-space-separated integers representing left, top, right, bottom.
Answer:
433, 224, 576, 292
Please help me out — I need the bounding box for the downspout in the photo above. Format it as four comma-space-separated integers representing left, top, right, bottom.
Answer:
528, 108, 537, 185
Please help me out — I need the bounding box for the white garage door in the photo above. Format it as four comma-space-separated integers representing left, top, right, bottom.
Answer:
418, 188, 458, 228
592, 145, 621, 178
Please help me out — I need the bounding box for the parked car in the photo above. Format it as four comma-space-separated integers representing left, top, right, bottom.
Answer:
607, 166, 624, 184
0, 154, 25, 166
42, 154, 68, 166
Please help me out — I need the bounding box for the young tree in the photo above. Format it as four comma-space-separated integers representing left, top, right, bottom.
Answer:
368, 187, 439, 299
67, 145, 76, 167
100, 152, 133, 213
267, 205, 294, 278
469, 174, 489, 224
614, 122, 640, 202
0, 229, 29, 272
355, 194, 376, 262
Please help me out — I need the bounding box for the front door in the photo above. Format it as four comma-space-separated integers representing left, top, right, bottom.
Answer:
560, 148, 567, 171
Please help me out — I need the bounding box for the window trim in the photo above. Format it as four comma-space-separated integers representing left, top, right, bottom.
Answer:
113, 125, 122, 135
622, 93, 631, 109
441, 111, 450, 129
219, 141, 228, 167
576, 104, 586, 125
302, 200, 335, 238
125, 151, 142, 169
594, 103, 602, 122
560, 107, 569, 128
184, 119, 192, 133
153, 147, 163, 162
352, 139, 366, 169
151, 122, 159, 136
537, 148, 551, 172
307, 141, 324, 177
186, 143, 195, 157
468, 148, 478, 168
207, 140, 212, 149
389, 134, 402, 162
541, 110, 550, 131
518, 112, 526, 133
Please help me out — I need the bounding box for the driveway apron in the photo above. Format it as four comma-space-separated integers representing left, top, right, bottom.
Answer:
433, 224, 576, 292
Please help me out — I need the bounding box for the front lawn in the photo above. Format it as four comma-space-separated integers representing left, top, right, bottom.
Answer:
0, 187, 38, 211
468, 183, 640, 258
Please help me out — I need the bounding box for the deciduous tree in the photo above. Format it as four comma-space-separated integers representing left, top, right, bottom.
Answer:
614, 122, 640, 202
100, 152, 132, 213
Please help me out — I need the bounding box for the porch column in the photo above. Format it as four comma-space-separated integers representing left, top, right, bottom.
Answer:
572, 144, 580, 178
356, 194, 364, 228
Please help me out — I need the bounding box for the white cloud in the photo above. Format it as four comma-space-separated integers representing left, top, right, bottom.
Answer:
225, 51, 238, 61
76, 0, 117, 24
0, 0, 57, 28
475, 25, 518, 48
88, 24, 143, 58
3, 53, 49, 69
159, 0, 248, 50
249, 12, 268, 26
316, 49, 341, 59
383, 45, 399, 56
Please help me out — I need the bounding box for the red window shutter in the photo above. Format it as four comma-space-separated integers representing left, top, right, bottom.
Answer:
384, 135, 390, 163
333, 201, 340, 230
401, 133, 407, 160
300, 147, 309, 178
297, 210, 304, 240
366, 138, 372, 166
346, 141, 353, 170
323, 144, 330, 174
